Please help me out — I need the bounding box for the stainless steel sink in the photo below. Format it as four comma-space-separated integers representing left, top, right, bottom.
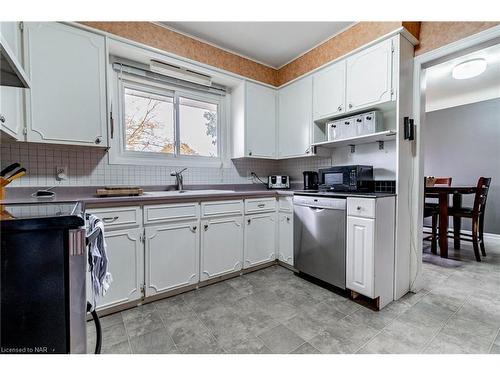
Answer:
142, 189, 234, 197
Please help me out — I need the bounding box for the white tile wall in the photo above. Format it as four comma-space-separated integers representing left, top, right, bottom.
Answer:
0, 141, 302, 187
0, 141, 402, 188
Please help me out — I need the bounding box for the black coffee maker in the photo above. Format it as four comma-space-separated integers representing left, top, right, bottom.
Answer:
303, 171, 319, 190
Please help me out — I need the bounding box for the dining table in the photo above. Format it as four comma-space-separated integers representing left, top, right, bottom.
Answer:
424, 185, 477, 258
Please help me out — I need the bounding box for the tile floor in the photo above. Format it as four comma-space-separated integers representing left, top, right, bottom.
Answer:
87, 237, 500, 354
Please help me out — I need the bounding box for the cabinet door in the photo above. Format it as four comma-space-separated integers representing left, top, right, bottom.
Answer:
278, 76, 313, 158
88, 228, 143, 310
246, 82, 276, 158
244, 213, 276, 268
200, 216, 243, 281
145, 221, 199, 296
313, 61, 346, 120
346, 38, 393, 111
346, 216, 375, 297
278, 212, 293, 266
24, 22, 107, 146
0, 22, 24, 139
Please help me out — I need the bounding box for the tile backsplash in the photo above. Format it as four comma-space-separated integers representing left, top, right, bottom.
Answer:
0, 141, 333, 187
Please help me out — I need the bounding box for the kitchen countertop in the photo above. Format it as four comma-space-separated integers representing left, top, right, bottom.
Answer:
1, 184, 295, 207
1, 184, 395, 207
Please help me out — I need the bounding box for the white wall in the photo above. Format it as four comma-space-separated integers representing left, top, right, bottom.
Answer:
423, 98, 500, 234
331, 140, 397, 180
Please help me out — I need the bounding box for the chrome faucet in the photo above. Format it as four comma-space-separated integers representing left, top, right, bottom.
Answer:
170, 168, 187, 191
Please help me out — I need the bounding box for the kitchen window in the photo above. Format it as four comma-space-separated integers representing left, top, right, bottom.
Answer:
109, 67, 226, 167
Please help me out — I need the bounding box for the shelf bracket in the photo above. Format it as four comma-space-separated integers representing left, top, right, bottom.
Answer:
349, 145, 355, 153
378, 141, 385, 150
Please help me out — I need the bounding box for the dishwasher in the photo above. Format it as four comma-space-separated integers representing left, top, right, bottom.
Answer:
293, 195, 346, 289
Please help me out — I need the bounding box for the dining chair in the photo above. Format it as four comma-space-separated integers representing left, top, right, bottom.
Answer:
423, 177, 452, 254
447, 177, 492, 262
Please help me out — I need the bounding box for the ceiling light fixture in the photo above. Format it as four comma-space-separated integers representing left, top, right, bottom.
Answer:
452, 58, 487, 80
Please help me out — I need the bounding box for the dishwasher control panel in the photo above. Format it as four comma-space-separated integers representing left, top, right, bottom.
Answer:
293, 195, 346, 210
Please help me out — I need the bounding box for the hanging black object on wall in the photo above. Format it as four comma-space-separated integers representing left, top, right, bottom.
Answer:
404, 116, 415, 141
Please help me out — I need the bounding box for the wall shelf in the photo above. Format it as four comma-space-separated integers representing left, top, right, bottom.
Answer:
311, 130, 397, 149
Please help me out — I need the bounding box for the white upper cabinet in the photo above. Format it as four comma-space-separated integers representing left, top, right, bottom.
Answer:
278, 76, 313, 158
245, 82, 277, 158
312, 61, 346, 120
231, 81, 277, 159
0, 22, 24, 139
346, 38, 394, 112
23, 22, 107, 147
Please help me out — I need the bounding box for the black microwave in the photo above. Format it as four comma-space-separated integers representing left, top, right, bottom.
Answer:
318, 165, 374, 192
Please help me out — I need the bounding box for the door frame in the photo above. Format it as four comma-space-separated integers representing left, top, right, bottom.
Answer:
409, 25, 500, 291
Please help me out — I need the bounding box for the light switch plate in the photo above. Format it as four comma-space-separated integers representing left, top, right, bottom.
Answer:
56, 166, 68, 181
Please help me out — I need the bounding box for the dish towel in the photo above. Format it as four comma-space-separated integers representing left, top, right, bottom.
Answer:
87, 214, 113, 310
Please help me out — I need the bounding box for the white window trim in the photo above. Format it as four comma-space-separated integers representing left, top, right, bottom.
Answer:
108, 69, 229, 168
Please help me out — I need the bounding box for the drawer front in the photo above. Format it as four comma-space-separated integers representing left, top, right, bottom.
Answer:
347, 198, 376, 218
278, 196, 293, 212
201, 200, 243, 218
144, 203, 200, 224
245, 198, 277, 214
86, 206, 142, 229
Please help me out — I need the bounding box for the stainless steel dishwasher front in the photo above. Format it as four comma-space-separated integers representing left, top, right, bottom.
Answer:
293, 195, 346, 289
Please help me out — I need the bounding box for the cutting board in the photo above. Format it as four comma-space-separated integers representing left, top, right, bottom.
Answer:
96, 186, 144, 197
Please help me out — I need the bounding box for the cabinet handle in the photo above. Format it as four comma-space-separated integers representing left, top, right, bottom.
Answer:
286, 216, 291, 222
0, 115, 5, 123
95, 137, 102, 145
204, 224, 209, 231
190, 225, 197, 232
357, 206, 362, 211
305, 147, 310, 154
349, 103, 353, 109
257, 203, 265, 208
248, 151, 252, 156
247, 219, 251, 225
102, 216, 119, 223
337, 105, 342, 112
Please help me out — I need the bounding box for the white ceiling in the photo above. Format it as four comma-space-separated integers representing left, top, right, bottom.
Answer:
425, 43, 500, 112
159, 22, 355, 68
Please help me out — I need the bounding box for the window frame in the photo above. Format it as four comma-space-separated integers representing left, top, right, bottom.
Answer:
108, 70, 227, 167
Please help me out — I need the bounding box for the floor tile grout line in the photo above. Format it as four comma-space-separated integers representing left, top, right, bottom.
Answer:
119, 312, 135, 354
419, 292, 473, 353
354, 288, 433, 353
179, 296, 229, 353
487, 327, 500, 354
152, 303, 182, 354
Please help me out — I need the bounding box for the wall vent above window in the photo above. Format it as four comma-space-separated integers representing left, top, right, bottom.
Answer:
150, 60, 213, 87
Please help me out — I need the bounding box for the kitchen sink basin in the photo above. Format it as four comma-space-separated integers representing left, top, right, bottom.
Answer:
142, 189, 235, 197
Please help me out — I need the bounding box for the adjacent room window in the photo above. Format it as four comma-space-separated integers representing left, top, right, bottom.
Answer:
112, 74, 224, 166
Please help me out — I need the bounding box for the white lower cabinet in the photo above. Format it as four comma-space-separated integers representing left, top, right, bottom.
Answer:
200, 216, 243, 281
88, 227, 144, 310
277, 212, 293, 266
346, 216, 374, 297
346, 197, 395, 309
145, 221, 200, 296
244, 212, 276, 268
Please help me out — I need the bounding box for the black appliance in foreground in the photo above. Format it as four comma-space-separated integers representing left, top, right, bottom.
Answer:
318, 165, 374, 192
0, 202, 100, 354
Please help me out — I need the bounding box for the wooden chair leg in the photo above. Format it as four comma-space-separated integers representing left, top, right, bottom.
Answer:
431, 213, 437, 254
472, 219, 481, 262
479, 215, 486, 257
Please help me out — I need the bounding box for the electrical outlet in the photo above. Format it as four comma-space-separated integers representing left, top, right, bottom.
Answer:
56, 166, 68, 181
